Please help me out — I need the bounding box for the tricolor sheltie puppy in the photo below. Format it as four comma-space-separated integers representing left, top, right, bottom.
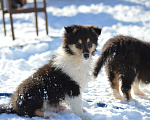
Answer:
94, 35, 150, 100
0, 25, 101, 120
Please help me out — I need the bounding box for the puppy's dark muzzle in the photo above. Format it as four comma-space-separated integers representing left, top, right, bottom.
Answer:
83, 53, 89, 59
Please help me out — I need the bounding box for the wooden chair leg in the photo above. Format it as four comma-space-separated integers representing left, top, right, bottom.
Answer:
35, 12, 38, 36
10, 13, 15, 40
34, 0, 38, 36
7, 0, 15, 40
1, 0, 6, 36
43, 0, 48, 35
2, 11, 6, 36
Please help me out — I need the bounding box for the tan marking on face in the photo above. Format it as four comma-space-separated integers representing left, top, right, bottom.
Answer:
69, 44, 83, 57
78, 39, 82, 44
87, 38, 90, 43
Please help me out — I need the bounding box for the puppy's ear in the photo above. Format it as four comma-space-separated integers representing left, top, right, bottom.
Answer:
64, 26, 74, 34
92, 27, 102, 36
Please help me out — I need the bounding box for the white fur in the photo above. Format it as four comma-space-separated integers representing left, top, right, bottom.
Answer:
51, 46, 93, 120
44, 111, 56, 118
52, 46, 93, 91
66, 95, 90, 120
43, 100, 66, 113
112, 89, 123, 99
132, 82, 145, 96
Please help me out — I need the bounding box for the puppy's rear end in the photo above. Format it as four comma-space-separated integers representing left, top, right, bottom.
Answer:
94, 35, 145, 100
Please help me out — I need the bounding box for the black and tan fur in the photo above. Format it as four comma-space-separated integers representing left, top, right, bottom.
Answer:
0, 25, 101, 120
94, 35, 150, 100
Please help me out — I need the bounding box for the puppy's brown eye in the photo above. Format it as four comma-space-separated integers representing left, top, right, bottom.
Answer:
76, 43, 82, 49
87, 42, 92, 48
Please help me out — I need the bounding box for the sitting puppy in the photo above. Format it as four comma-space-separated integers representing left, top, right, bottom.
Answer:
94, 35, 150, 100
0, 25, 101, 120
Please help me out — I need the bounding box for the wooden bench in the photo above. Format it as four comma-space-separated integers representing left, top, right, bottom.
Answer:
0, 0, 48, 40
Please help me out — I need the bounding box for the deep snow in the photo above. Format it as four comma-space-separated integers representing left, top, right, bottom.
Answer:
0, 0, 150, 120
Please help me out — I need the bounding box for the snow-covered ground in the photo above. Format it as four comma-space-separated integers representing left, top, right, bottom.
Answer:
0, 0, 150, 119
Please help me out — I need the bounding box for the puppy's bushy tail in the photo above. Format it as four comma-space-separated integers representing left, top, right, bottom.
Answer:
93, 45, 116, 78
0, 104, 15, 114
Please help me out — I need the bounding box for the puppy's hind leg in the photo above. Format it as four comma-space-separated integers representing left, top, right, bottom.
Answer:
121, 68, 136, 100
34, 109, 44, 117
107, 70, 123, 99
132, 82, 145, 96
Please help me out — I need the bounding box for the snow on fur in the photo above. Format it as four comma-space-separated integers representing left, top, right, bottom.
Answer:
0, 0, 150, 120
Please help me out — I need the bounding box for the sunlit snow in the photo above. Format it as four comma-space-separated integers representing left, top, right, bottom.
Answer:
0, 0, 150, 120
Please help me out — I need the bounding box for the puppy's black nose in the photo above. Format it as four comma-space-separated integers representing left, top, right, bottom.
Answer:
83, 53, 89, 59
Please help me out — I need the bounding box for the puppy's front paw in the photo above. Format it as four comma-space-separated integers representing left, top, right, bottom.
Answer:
80, 115, 91, 120
44, 111, 56, 119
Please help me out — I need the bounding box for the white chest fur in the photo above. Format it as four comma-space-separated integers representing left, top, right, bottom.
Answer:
52, 47, 93, 91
